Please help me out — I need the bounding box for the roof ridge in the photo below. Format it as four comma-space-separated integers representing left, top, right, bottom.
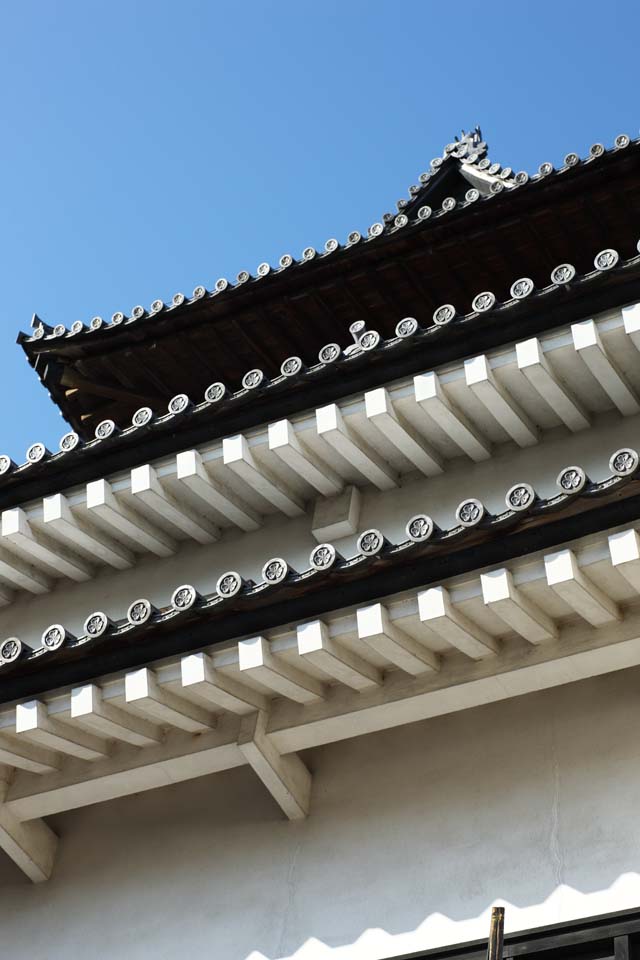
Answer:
19, 132, 634, 345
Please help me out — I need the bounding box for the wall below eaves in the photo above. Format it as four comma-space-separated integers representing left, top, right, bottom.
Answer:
1, 666, 639, 960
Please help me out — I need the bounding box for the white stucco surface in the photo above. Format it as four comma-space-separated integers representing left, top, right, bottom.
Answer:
2, 666, 640, 959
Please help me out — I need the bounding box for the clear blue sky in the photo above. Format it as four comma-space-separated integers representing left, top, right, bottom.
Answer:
0, 0, 638, 461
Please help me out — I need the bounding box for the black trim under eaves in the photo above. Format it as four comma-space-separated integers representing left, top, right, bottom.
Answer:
2, 485, 640, 705
3, 262, 640, 512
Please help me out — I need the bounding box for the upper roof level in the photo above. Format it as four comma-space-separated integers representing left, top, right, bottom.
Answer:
18, 128, 640, 441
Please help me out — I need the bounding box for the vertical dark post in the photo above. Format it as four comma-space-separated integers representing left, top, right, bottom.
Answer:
614, 936, 630, 960
487, 907, 505, 960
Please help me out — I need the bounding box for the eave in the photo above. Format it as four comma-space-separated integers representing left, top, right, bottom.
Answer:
18, 134, 640, 438
0, 441, 639, 704
3, 487, 640, 880
5, 247, 640, 510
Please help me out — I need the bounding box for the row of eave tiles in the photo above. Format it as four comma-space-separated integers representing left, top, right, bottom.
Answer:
1, 439, 639, 671
21, 132, 636, 345
0, 298, 638, 612
2, 497, 640, 797
7, 239, 640, 477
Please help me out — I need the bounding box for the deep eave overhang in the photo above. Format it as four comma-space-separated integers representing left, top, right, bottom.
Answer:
5, 249, 640, 511
1, 449, 639, 705
17, 135, 640, 439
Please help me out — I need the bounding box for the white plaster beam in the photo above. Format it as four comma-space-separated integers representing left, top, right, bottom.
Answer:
516, 338, 590, 432
7, 724, 244, 821
238, 636, 326, 703
364, 387, 443, 476
181, 652, 268, 715
12, 607, 640, 822
316, 403, 397, 490
609, 528, 640, 593
464, 355, 538, 447
418, 586, 500, 658
176, 450, 261, 531
131, 464, 219, 544
480, 568, 558, 643
125, 668, 216, 733
413, 371, 491, 461
0, 549, 49, 594
297, 619, 382, 691
42, 493, 133, 570
15, 701, 109, 761
0, 544, 40, 596
357, 603, 440, 675
71, 684, 162, 747
268, 420, 343, 497
269, 613, 640, 755
86, 478, 175, 558
2, 508, 91, 581
544, 549, 621, 625
0, 735, 61, 775
0, 774, 57, 882
572, 319, 640, 415
223, 435, 304, 516
238, 710, 311, 820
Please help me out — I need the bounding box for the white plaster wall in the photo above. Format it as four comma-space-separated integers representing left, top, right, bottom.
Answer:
2, 666, 640, 960
0, 409, 633, 654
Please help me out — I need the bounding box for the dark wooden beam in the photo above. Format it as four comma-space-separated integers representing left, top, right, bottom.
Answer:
59, 370, 155, 407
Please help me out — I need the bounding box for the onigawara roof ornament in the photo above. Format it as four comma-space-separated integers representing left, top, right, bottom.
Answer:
449, 126, 485, 159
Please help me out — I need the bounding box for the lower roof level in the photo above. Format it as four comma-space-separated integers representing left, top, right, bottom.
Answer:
2, 511, 640, 881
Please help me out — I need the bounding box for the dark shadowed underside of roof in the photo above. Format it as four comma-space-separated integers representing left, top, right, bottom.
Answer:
18, 130, 640, 440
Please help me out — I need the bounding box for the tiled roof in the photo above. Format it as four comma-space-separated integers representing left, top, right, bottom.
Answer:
1, 443, 638, 702
4, 239, 640, 510
19, 130, 634, 347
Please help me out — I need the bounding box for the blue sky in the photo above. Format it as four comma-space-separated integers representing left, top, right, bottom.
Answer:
0, 0, 638, 461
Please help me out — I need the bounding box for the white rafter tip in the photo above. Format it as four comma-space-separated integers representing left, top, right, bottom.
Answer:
357, 602, 440, 674
238, 636, 267, 672
544, 548, 621, 625
223, 434, 304, 516
418, 585, 500, 658
296, 619, 382, 691
480, 568, 557, 643
608, 528, 640, 595
238, 635, 325, 702
364, 386, 443, 476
